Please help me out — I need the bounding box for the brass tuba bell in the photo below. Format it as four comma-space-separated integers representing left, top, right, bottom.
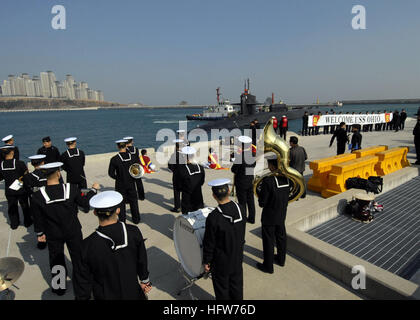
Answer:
253, 118, 306, 203
129, 163, 144, 179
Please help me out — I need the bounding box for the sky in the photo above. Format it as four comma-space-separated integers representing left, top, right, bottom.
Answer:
1, 0, 420, 105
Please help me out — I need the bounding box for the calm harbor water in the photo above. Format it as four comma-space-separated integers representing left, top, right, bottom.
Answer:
0, 104, 418, 158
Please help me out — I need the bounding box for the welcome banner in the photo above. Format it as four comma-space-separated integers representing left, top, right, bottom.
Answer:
308, 113, 393, 127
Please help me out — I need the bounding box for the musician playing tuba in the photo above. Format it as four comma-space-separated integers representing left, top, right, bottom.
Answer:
108, 139, 141, 224
256, 154, 291, 274
253, 118, 305, 274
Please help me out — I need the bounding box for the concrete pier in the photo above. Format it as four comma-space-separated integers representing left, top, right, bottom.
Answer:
0, 118, 418, 300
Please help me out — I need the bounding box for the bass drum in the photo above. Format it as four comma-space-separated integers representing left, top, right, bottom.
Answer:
173, 207, 214, 278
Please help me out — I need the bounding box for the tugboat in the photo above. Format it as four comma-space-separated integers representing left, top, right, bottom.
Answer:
186, 88, 237, 121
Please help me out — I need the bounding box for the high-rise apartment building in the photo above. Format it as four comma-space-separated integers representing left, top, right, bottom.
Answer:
0, 71, 104, 101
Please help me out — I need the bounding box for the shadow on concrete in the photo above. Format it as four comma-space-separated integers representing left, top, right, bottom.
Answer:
15, 233, 75, 300
146, 246, 214, 300
144, 191, 173, 211
244, 244, 264, 260
40, 280, 74, 300
249, 226, 262, 239
141, 212, 176, 240
0, 200, 8, 224
143, 178, 174, 190
243, 253, 261, 271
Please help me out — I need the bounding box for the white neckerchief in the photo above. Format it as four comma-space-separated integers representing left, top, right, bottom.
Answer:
67, 148, 80, 158
1, 159, 16, 171
275, 176, 289, 189
217, 201, 243, 224
40, 183, 71, 204
128, 146, 137, 155
185, 163, 201, 176
95, 222, 128, 251
118, 152, 132, 162
31, 172, 47, 182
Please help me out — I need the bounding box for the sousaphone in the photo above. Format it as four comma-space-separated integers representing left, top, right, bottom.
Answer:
129, 163, 144, 179
253, 118, 306, 203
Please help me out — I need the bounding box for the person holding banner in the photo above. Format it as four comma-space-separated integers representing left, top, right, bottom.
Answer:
386, 110, 392, 131
315, 112, 321, 135
368, 112, 374, 132
309, 113, 315, 136
329, 122, 349, 155
302, 112, 309, 136
393, 111, 401, 132
323, 111, 329, 135
350, 125, 362, 152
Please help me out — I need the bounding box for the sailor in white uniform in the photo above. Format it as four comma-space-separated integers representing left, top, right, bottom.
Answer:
60, 137, 87, 190
76, 191, 151, 300
175, 146, 205, 214
168, 139, 185, 212
123, 136, 145, 201
177, 130, 190, 147
108, 139, 141, 224
1, 134, 20, 160
203, 179, 246, 300
22, 155, 48, 248
31, 162, 100, 296
0, 145, 31, 229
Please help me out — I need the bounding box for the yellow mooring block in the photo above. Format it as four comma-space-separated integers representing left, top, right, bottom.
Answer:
307, 153, 357, 193
374, 147, 410, 176
321, 155, 379, 198
353, 145, 388, 158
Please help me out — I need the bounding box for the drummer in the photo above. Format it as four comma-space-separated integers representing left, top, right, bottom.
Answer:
202, 179, 246, 300
176, 146, 205, 215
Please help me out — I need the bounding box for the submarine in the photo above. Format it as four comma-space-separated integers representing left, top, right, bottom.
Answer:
190, 79, 342, 132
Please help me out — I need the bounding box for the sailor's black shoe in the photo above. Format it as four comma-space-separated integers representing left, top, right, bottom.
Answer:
256, 263, 273, 274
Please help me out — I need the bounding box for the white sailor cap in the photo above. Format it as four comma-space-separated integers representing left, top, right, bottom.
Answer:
177, 130, 186, 134
265, 153, 277, 161
181, 146, 196, 155
64, 137, 77, 143
90, 191, 123, 212
39, 162, 63, 174
29, 155, 46, 160
123, 136, 133, 140
282, 115, 286, 117
0, 145, 15, 150
208, 178, 231, 187
2, 135, 13, 142
238, 136, 252, 144
173, 139, 184, 143
115, 139, 128, 144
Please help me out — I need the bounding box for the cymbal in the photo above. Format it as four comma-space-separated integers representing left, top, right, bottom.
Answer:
0, 257, 25, 292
